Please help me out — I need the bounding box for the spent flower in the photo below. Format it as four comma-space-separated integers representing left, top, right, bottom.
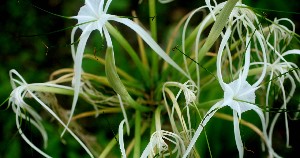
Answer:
8, 70, 93, 158
141, 130, 186, 158
253, 49, 300, 149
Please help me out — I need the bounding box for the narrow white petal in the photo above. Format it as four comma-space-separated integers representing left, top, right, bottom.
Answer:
104, 0, 113, 13
141, 139, 157, 158
216, 27, 232, 90
109, 18, 190, 79
246, 103, 281, 157
241, 34, 251, 81
30, 91, 94, 158
71, 26, 78, 60
205, 0, 216, 20
252, 31, 267, 87
117, 94, 130, 135
98, 0, 104, 14
118, 119, 127, 158
103, 26, 113, 48
62, 31, 91, 137
233, 111, 243, 158
9, 70, 94, 158
9, 69, 27, 88
85, 0, 99, 17
183, 101, 222, 158
15, 110, 52, 158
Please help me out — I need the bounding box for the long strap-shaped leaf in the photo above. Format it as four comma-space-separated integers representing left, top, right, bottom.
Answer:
198, 0, 239, 62
105, 47, 150, 112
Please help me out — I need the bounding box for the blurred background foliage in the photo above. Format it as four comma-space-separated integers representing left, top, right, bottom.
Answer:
1, 0, 299, 157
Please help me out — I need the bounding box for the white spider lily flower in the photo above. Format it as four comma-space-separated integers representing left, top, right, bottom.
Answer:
165, 80, 197, 106
183, 27, 278, 158
182, 1, 265, 99
8, 70, 94, 158
246, 16, 298, 149
162, 80, 197, 140
9, 70, 49, 157
65, 0, 189, 136
141, 104, 186, 157
251, 49, 300, 148
141, 130, 186, 158
182, 81, 197, 105
265, 18, 295, 55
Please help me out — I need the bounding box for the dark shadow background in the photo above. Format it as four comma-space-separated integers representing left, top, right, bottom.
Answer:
0, 0, 299, 157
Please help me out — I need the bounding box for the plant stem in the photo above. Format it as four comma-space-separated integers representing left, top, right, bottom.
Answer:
133, 110, 142, 158
98, 133, 118, 158
150, 112, 156, 137
149, 0, 158, 87
126, 122, 149, 156
132, 10, 150, 69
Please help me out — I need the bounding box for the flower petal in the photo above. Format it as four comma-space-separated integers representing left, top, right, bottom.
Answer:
183, 101, 223, 158
108, 18, 190, 79
85, 0, 101, 17
118, 119, 127, 158
233, 111, 244, 158
62, 30, 92, 137
104, 0, 112, 13
217, 26, 232, 89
